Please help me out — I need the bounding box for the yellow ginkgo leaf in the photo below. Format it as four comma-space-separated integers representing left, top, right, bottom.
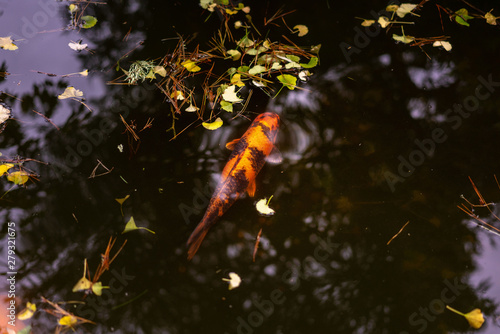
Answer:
293, 25, 309, 37
256, 197, 275, 216
446, 306, 484, 329
7, 171, 29, 185
153, 66, 167, 77
59, 315, 77, 327
91, 281, 109, 296
485, 11, 498, 25
433, 41, 452, 51
72, 277, 92, 292
392, 34, 414, 44
58, 86, 84, 99
202, 117, 223, 130
0, 36, 18, 51
378, 16, 391, 28
18, 302, 36, 320
230, 73, 245, 87
0, 163, 14, 176
122, 216, 156, 234
222, 272, 241, 290
222, 85, 243, 103
115, 194, 130, 205
170, 90, 185, 100
361, 19, 376, 27
464, 308, 485, 329
79, 69, 89, 76
181, 59, 201, 72
396, 3, 418, 18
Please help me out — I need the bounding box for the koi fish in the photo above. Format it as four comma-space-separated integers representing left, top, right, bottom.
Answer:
187, 112, 281, 259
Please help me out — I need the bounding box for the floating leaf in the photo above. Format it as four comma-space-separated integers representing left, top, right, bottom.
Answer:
18, 302, 36, 320
310, 44, 322, 54
378, 16, 390, 28
293, 25, 309, 37
7, 171, 29, 185
230, 73, 245, 87
361, 19, 376, 27
153, 66, 167, 77
81, 15, 97, 29
300, 57, 318, 69
0, 36, 18, 50
386, 4, 399, 12
252, 80, 267, 87
227, 49, 241, 61
392, 34, 414, 44
202, 117, 223, 130
433, 41, 452, 51
220, 100, 233, 112
181, 60, 201, 72
222, 272, 241, 290
455, 8, 473, 26
0, 104, 11, 124
68, 40, 87, 51
58, 86, 84, 99
298, 70, 312, 81
186, 104, 199, 112
79, 69, 89, 77
122, 216, 156, 234
59, 315, 78, 327
248, 65, 266, 75
68, 4, 78, 13
256, 197, 275, 216
170, 90, 185, 100
91, 281, 109, 296
285, 61, 301, 69
116, 195, 130, 216
446, 306, 484, 329
237, 65, 250, 73
237, 35, 254, 48
396, 4, 418, 18
485, 11, 498, 25
271, 62, 282, 70
0, 163, 14, 176
72, 276, 92, 292
285, 54, 301, 63
277, 74, 297, 90
222, 85, 243, 103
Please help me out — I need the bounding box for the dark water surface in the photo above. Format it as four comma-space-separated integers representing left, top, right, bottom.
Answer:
1, 1, 500, 333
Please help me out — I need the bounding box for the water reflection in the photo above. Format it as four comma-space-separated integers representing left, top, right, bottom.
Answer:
1, 0, 500, 333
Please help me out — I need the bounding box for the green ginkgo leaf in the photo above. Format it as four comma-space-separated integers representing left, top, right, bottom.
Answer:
455, 8, 473, 26
300, 57, 319, 69
81, 15, 98, 29
277, 74, 297, 90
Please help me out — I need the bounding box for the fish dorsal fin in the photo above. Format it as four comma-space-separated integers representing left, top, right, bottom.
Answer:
225, 138, 240, 151
266, 146, 283, 164
247, 178, 256, 197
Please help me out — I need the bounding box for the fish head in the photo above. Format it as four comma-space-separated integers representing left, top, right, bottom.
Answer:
253, 112, 280, 143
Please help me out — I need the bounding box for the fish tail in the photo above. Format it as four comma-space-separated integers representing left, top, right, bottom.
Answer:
187, 209, 220, 260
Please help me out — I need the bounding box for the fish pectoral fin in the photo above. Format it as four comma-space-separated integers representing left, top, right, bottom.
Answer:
266, 146, 283, 164
247, 178, 256, 197
225, 138, 240, 150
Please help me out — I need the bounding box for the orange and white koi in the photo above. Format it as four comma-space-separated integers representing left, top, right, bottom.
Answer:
187, 112, 280, 259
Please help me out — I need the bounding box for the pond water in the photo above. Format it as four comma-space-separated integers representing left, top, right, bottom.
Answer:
1, 1, 500, 333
